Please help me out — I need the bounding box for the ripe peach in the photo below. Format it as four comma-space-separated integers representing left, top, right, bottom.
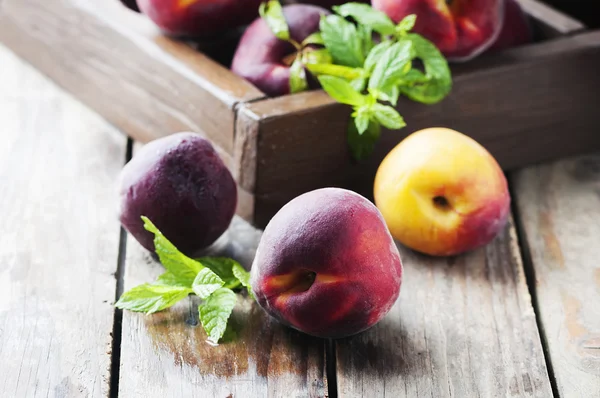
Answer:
373, 0, 504, 61
251, 188, 403, 338
374, 128, 510, 256
119, 132, 237, 256
136, 0, 263, 38
231, 4, 328, 96
488, 0, 533, 53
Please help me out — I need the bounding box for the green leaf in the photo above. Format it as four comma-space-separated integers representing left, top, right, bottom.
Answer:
289, 56, 309, 94
357, 25, 375, 58
116, 284, 192, 314
301, 48, 333, 65
350, 77, 366, 92
373, 85, 400, 106
319, 75, 366, 106
396, 14, 417, 34
364, 41, 392, 72
320, 14, 364, 67
155, 271, 193, 288
192, 268, 225, 299
231, 262, 255, 299
195, 257, 240, 289
354, 112, 370, 135
142, 216, 201, 285
259, 0, 290, 41
306, 63, 365, 80
302, 32, 324, 46
368, 41, 414, 92
400, 34, 452, 104
199, 288, 237, 344
333, 3, 395, 36
371, 103, 406, 129
347, 118, 381, 161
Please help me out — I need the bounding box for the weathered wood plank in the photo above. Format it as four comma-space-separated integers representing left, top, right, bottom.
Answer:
0, 45, 126, 396
119, 213, 326, 396
513, 154, 600, 397
335, 220, 553, 397
0, 0, 265, 152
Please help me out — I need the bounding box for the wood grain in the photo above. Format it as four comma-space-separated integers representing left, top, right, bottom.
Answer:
513, 154, 600, 397
335, 220, 553, 397
118, 210, 326, 396
518, 0, 585, 37
237, 30, 600, 227
0, 0, 265, 152
0, 45, 126, 397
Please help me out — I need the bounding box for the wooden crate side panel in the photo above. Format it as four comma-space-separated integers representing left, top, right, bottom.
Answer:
0, 0, 265, 153
241, 31, 600, 226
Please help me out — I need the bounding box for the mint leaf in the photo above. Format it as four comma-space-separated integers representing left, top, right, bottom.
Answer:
231, 262, 254, 299
371, 103, 406, 129
142, 216, 201, 285
350, 77, 366, 92
357, 25, 375, 59
333, 3, 395, 36
155, 271, 193, 288
400, 34, 452, 104
320, 14, 364, 67
289, 56, 308, 94
376, 85, 400, 106
354, 112, 370, 135
347, 119, 381, 160
199, 288, 237, 344
259, 0, 290, 41
192, 268, 225, 299
368, 41, 413, 92
302, 32, 324, 46
301, 48, 333, 65
396, 14, 416, 34
306, 63, 365, 80
364, 41, 392, 72
319, 75, 366, 106
116, 284, 192, 314
196, 257, 240, 289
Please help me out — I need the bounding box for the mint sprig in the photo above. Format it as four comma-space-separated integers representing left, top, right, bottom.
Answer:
258, 1, 452, 160
115, 217, 255, 345
259, 0, 290, 41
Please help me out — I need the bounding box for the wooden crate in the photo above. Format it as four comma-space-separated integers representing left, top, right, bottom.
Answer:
2, 0, 599, 227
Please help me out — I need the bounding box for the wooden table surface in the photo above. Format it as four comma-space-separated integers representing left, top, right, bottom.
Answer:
1, 43, 599, 398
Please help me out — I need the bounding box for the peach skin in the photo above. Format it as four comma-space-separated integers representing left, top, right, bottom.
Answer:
373, 0, 504, 61
374, 128, 510, 256
250, 188, 403, 338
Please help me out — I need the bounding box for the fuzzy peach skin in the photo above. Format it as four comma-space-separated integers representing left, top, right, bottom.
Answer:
373, 0, 504, 61
374, 128, 510, 256
137, 0, 263, 38
250, 188, 403, 338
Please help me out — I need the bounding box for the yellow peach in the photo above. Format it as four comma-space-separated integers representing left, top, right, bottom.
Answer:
374, 128, 510, 256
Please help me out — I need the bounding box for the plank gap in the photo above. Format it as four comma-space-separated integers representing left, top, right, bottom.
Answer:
326, 339, 338, 398
109, 137, 133, 398
509, 176, 561, 398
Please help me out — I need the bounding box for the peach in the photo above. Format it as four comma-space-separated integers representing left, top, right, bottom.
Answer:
231, 4, 328, 97
119, 132, 237, 256
488, 0, 532, 52
373, 0, 504, 61
136, 0, 263, 38
374, 128, 510, 256
250, 188, 403, 338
